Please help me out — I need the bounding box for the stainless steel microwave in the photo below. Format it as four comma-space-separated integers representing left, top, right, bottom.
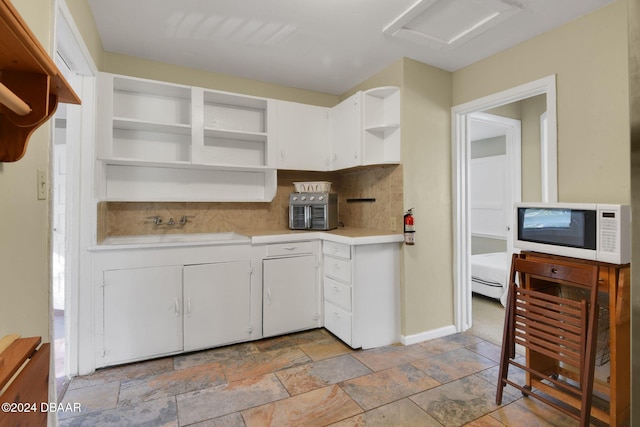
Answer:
514, 202, 630, 264
289, 192, 338, 230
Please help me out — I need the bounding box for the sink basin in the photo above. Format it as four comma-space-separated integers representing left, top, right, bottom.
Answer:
102, 232, 250, 246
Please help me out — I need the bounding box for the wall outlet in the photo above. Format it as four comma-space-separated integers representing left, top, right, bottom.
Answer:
37, 169, 47, 200
390, 216, 397, 231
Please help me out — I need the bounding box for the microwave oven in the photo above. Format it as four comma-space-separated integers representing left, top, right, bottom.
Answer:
514, 202, 630, 264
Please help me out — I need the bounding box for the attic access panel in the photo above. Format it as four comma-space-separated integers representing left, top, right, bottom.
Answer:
383, 0, 523, 50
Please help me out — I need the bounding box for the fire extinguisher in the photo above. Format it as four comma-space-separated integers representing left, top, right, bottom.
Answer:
404, 208, 415, 245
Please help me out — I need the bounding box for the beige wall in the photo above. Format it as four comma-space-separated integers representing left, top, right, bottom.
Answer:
401, 58, 453, 335
484, 94, 546, 201
102, 53, 338, 107
0, 0, 54, 340
65, 0, 104, 69
520, 94, 546, 201
453, 0, 630, 204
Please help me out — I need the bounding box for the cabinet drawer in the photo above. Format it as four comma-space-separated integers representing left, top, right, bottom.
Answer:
266, 241, 313, 257
324, 276, 352, 310
323, 241, 351, 260
324, 256, 352, 283
324, 301, 352, 345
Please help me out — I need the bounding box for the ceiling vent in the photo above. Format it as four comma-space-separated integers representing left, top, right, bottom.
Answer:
383, 0, 523, 50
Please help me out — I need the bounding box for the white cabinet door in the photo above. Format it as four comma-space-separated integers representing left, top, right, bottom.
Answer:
275, 100, 330, 171
183, 261, 253, 352
330, 92, 362, 170
102, 266, 183, 365
263, 255, 320, 337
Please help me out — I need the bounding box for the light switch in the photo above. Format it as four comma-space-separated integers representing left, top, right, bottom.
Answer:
37, 169, 47, 200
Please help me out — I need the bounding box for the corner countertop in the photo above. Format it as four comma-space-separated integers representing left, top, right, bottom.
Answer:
248, 228, 403, 245
91, 228, 403, 250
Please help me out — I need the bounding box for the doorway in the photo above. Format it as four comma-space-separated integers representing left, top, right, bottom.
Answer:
452, 75, 558, 333
52, 0, 97, 389
467, 112, 519, 345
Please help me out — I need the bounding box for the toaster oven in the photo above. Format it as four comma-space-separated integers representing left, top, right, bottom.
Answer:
289, 192, 338, 230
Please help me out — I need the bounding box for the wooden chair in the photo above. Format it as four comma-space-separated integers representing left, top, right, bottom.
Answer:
0, 335, 50, 427
496, 253, 600, 427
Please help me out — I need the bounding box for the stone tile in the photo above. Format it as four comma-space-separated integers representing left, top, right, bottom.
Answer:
253, 329, 333, 352
328, 398, 442, 427
418, 333, 484, 355
489, 397, 580, 427
298, 338, 354, 361
475, 359, 528, 401
411, 347, 496, 383
340, 364, 440, 410
67, 358, 175, 390
467, 340, 503, 363
350, 343, 430, 372
464, 415, 507, 426
173, 343, 260, 370
221, 346, 310, 382
57, 396, 178, 427
185, 413, 246, 427
276, 354, 371, 395
58, 381, 120, 419
119, 362, 226, 406
410, 375, 517, 427
176, 373, 289, 425
241, 385, 362, 427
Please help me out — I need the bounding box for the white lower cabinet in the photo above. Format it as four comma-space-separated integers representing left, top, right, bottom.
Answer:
322, 241, 400, 349
183, 261, 252, 352
102, 266, 184, 366
263, 254, 320, 337
96, 243, 258, 368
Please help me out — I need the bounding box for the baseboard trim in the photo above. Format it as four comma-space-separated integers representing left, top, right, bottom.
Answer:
400, 324, 458, 346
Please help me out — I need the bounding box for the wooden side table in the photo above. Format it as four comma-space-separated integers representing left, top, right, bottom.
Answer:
521, 252, 630, 426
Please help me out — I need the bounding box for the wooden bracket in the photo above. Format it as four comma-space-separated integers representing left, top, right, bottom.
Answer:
0, 0, 80, 162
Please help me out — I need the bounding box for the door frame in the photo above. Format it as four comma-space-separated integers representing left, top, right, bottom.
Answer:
53, 0, 98, 377
451, 75, 557, 332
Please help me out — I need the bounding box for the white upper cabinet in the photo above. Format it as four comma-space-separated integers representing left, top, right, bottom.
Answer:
330, 91, 362, 171
96, 73, 400, 197
273, 87, 400, 172
362, 87, 401, 165
274, 100, 330, 171
96, 73, 277, 202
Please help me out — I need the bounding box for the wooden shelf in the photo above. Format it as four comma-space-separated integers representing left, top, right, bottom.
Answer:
0, 0, 81, 162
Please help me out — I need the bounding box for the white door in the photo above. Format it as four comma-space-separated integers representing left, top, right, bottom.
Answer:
469, 112, 522, 255
275, 100, 330, 170
183, 261, 252, 351
330, 92, 362, 170
102, 266, 183, 365
263, 255, 319, 337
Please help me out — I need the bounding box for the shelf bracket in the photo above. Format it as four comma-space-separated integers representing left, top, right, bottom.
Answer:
0, 0, 80, 162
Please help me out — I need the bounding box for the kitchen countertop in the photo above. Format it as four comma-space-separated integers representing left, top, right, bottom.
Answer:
248, 228, 403, 245
91, 228, 402, 250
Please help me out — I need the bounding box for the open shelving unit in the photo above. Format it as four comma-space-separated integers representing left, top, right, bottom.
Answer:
362, 86, 400, 165
96, 73, 276, 202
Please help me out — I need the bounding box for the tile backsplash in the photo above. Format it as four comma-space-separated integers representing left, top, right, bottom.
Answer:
98, 165, 403, 242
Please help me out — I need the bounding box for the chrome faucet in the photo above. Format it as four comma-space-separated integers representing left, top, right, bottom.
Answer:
180, 215, 194, 225
145, 216, 163, 225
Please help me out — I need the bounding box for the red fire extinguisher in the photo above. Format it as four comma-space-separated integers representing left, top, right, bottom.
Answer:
404, 208, 415, 245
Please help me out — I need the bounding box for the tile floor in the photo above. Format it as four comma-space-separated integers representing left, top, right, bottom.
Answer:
56, 328, 603, 427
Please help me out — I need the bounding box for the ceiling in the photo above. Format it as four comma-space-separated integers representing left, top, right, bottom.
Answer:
87, 0, 614, 95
